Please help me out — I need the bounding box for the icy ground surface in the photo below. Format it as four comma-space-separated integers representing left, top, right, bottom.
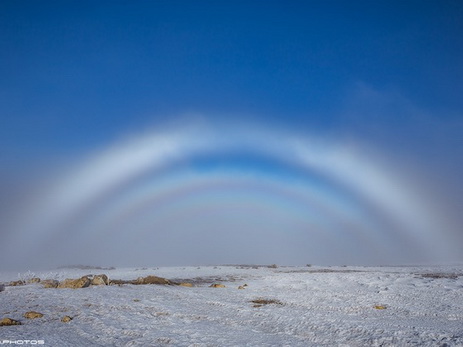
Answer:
1, 265, 463, 346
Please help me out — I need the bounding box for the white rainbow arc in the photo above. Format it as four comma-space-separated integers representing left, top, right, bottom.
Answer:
9, 122, 450, 266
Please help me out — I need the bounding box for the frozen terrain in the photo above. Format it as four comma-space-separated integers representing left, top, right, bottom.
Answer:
1, 265, 462, 346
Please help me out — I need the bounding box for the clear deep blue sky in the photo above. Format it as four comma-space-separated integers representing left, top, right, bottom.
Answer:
1, 0, 462, 161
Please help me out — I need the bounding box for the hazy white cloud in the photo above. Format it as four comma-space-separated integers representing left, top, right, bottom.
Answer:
1, 120, 459, 270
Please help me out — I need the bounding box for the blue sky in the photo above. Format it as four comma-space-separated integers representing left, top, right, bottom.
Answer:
1, 1, 462, 156
1, 1, 462, 268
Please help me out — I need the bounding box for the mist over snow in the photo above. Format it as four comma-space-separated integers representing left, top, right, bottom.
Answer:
0, 120, 461, 271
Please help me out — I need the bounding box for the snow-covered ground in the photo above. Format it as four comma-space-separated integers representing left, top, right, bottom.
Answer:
1, 265, 462, 346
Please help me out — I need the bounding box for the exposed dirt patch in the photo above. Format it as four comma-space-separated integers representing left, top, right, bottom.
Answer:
418, 273, 461, 279
170, 275, 249, 286
277, 269, 364, 274
251, 298, 283, 307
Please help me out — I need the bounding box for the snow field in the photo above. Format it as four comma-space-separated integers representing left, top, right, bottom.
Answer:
1, 266, 462, 346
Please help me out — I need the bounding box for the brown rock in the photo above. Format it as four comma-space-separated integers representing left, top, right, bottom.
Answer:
24, 311, 43, 319
28, 277, 41, 284
110, 275, 171, 286
179, 283, 193, 287
42, 279, 59, 288
251, 298, 283, 305
374, 305, 387, 310
58, 276, 91, 289
109, 279, 129, 285
209, 284, 226, 288
8, 280, 24, 287
0, 318, 21, 326
91, 274, 109, 286
137, 275, 171, 285
61, 315, 73, 323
